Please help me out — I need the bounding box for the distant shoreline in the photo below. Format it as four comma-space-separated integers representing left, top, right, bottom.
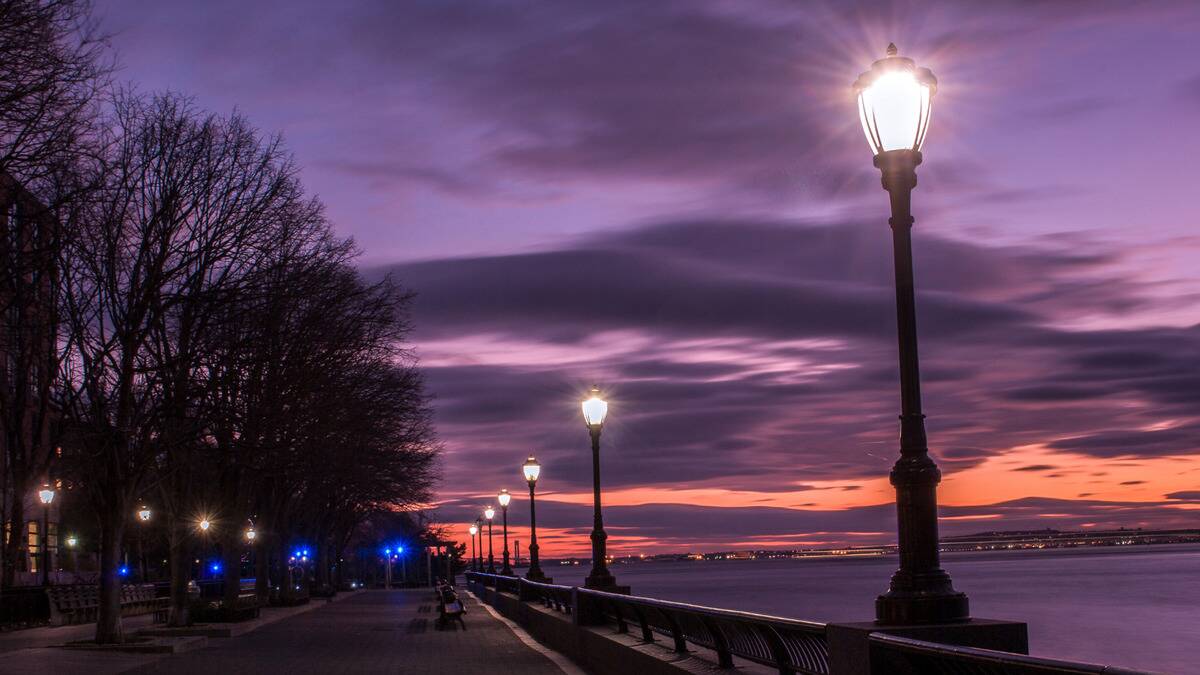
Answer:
534, 528, 1200, 567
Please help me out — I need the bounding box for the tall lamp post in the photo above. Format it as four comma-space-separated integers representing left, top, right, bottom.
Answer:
497, 489, 513, 576
474, 516, 484, 570
37, 484, 55, 586
136, 505, 151, 581
854, 44, 968, 625
522, 456, 550, 582
581, 386, 619, 590
468, 524, 478, 572
484, 505, 496, 574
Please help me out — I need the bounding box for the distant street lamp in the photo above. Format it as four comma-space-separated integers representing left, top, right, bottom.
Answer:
198, 518, 211, 532
484, 505, 496, 574
135, 504, 151, 582
475, 516, 485, 571
854, 44, 968, 625
581, 386, 618, 590
497, 489, 513, 576
468, 524, 479, 572
37, 484, 55, 586
245, 524, 257, 541
522, 456, 550, 582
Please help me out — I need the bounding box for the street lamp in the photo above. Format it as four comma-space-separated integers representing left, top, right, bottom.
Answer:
854, 44, 968, 625
198, 518, 211, 532
522, 456, 550, 582
581, 385, 619, 590
135, 504, 151, 582
497, 489, 513, 576
484, 505, 496, 574
468, 524, 479, 572
474, 516, 485, 571
37, 484, 55, 586
245, 525, 257, 541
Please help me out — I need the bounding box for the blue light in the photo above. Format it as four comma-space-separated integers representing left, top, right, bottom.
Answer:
301, 548, 310, 557
383, 547, 391, 555
396, 545, 404, 554
210, 562, 222, 574
118, 565, 130, 577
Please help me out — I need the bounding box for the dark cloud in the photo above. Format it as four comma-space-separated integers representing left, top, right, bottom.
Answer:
1013, 465, 1058, 472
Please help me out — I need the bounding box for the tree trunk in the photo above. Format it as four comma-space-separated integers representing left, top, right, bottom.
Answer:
254, 537, 269, 604
278, 538, 294, 603
2, 494, 26, 588
166, 516, 191, 626
316, 542, 330, 591
222, 531, 240, 616
94, 505, 126, 644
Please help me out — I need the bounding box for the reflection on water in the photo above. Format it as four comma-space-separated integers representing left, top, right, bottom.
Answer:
543, 544, 1200, 674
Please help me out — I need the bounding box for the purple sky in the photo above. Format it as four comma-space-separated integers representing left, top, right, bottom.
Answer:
98, 1, 1200, 555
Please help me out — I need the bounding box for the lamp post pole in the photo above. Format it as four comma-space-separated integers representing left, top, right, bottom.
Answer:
854, 45, 968, 625
41, 501, 50, 586
499, 490, 513, 576
523, 456, 549, 582
475, 518, 484, 571
582, 386, 617, 590
37, 484, 55, 587
469, 525, 478, 572
485, 507, 496, 574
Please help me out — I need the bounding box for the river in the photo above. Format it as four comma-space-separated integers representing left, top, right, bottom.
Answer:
537, 543, 1200, 674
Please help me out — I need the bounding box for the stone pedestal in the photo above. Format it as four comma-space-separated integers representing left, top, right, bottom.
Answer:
826, 618, 1028, 675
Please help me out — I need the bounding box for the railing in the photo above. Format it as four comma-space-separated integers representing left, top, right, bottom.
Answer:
868, 634, 1155, 675
580, 587, 828, 675
465, 572, 828, 675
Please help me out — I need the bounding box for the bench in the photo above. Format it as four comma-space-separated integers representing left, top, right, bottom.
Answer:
193, 580, 261, 622
435, 584, 466, 631
46, 584, 169, 626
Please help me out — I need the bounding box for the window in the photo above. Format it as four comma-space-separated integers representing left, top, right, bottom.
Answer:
27, 521, 39, 573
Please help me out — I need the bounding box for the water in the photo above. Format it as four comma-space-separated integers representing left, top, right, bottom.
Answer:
539, 544, 1200, 674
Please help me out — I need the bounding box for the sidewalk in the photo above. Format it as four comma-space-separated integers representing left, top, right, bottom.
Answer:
0, 589, 572, 674
0, 591, 361, 674
127, 589, 570, 674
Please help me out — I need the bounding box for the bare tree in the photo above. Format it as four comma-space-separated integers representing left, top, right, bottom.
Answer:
57, 91, 319, 642
0, 0, 108, 589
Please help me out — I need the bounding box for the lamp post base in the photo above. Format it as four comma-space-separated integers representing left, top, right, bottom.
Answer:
525, 570, 553, 584
828, 618, 1027, 675
876, 589, 969, 625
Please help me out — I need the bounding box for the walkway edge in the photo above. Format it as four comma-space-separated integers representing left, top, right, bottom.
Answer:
468, 590, 587, 675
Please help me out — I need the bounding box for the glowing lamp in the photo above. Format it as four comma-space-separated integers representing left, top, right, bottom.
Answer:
137, 505, 151, 521
469, 524, 478, 536
66, 535, 78, 548
523, 456, 541, 485
38, 484, 55, 505
853, 43, 936, 156
245, 527, 257, 541
581, 386, 608, 428
497, 489, 511, 508
484, 506, 495, 520
198, 519, 211, 531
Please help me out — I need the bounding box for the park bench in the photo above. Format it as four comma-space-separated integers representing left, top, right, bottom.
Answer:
46, 583, 169, 626
193, 579, 261, 621
435, 583, 466, 631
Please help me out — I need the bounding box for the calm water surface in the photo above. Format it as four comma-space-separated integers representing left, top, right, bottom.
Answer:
540, 544, 1200, 674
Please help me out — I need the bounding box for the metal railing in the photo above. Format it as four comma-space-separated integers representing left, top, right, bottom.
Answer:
580, 587, 828, 675
465, 572, 828, 675
868, 634, 1156, 675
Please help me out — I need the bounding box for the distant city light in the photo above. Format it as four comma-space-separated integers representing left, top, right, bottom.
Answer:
118, 565, 130, 576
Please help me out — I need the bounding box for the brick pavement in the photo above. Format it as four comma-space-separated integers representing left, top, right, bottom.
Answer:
122, 589, 569, 675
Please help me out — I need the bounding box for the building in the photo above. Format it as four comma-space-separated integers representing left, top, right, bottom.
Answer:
0, 172, 61, 585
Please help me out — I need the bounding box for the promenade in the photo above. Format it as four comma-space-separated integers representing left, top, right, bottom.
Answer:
0, 590, 575, 675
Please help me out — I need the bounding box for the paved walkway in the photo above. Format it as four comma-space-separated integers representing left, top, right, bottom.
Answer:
0, 590, 570, 674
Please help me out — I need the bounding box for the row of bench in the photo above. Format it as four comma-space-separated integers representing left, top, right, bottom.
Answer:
46, 583, 170, 626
